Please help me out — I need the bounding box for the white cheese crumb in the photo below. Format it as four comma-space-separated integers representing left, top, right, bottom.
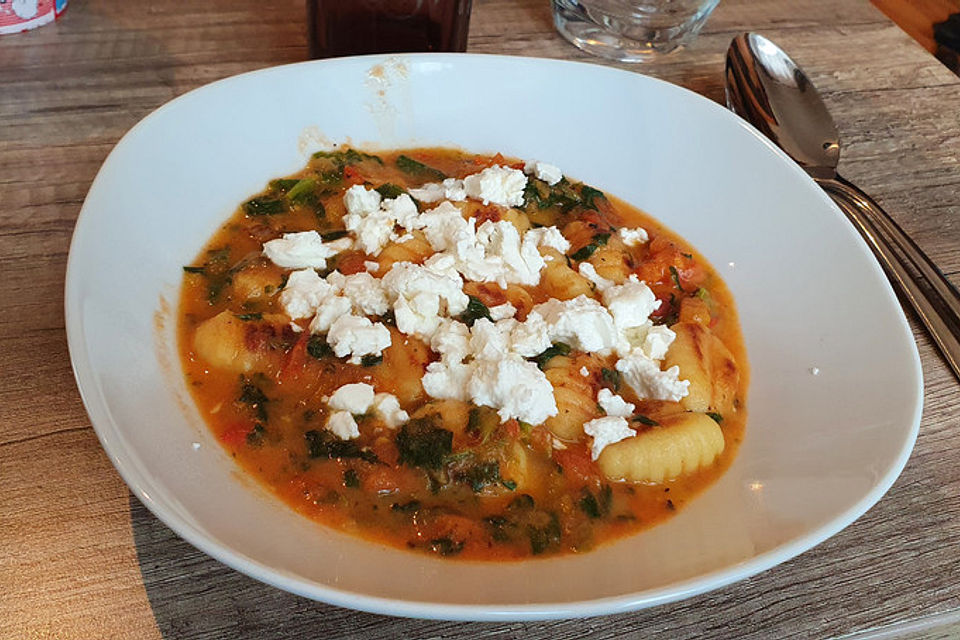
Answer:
533, 296, 622, 354
326, 410, 360, 440
467, 355, 558, 425
372, 393, 408, 428
289, 322, 303, 333
407, 178, 467, 203
463, 165, 527, 207
578, 262, 614, 291
279, 268, 334, 320
508, 311, 552, 357
308, 295, 353, 333
469, 318, 513, 361
642, 325, 676, 361
597, 388, 635, 417
381, 261, 469, 336
263, 231, 351, 270
343, 184, 382, 216
364, 261, 380, 273
580, 366, 590, 377
616, 351, 689, 402
329, 382, 375, 414
489, 302, 517, 321
584, 416, 636, 460
430, 318, 471, 363
335, 271, 389, 316
618, 227, 649, 247
422, 360, 473, 401
524, 226, 571, 254
381, 194, 419, 230
523, 160, 563, 186
602, 276, 661, 332
326, 315, 392, 362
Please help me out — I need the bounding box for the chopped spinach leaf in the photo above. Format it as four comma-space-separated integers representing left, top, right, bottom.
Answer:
580, 185, 604, 210
396, 154, 446, 181
669, 265, 685, 292
391, 500, 421, 513
286, 178, 316, 203
527, 513, 562, 555
452, 460, 501, 492
395, 419, 453, 470
182, 266, 205, 274
238, 381, 269, 421
632, 414, 659, 426
508, 494, 535, 511
429, 537, 464, 557
243, 196, 286, 216
343, 468, 360, 488
533, 342, 571, 370
458, 295, 491, 327
600, 367, 621, 392
306, 335, 333, 359
501, 479, 517, 491
312, 148, 382, 165
706, 412, 724, 424
269, 178, 301, 193
578, 485, 612, 519
466, 406, 499, 443
375, 183, 407, 199
245, 423, 266, 447
569, 232, 610, 261
304, 429, 379, 462
320, 229, 350, 242
234, 312, 262, 321
360, 353, 383, 367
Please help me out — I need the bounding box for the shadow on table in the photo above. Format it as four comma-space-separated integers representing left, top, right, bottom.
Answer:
129, 493, 613, 639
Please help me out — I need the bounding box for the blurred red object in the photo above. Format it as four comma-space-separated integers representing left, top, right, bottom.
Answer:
0, 0, 67, 35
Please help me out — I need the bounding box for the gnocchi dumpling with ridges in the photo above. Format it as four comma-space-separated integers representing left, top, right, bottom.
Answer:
598, 413, 725, 483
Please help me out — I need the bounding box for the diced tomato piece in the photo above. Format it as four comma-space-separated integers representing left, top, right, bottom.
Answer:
343, 165, 364, 184
552, 443, 600, 488
335, 250, 369, 275
220, 422, 254, 447
277, 332, 310, 383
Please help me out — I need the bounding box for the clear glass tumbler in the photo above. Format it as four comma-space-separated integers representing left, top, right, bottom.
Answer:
552, 0, 720, 62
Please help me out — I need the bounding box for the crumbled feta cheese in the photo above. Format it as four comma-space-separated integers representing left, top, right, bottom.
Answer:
407, 178, 467, 203
289, 322, 303, 333
329, 382, 375, 414
597, 388, 635, 417
381, 261, 469, 318
489, 302, 517, 321
364, 261, 380, 273
508, 311, 552, 357
429, 318, 471, 363
580, 366, 590, 377
524, 226, 571, 254
463, 165, 527, 207
616, 352, 689, 402
422, 360, 473, 401
393, 293, 442, 339
372, 393, 408, 428
533, 296, 622, 354
414, 201, 472, 252
326, 410, 360, 440
469, 318, 514, 361
308, 295, 353, 333
336, 272, 389, 316
584, 416, 636, 460
602, 276, 660, 332
343, 184, 382, 217
346, 208, 394, 256
642, 325, 676, 361
618, 227, 649, 247
460, 220, 545, 286
467, 355, 557, 425
381, 194, 419, 230
279, 268, 334, 319
263, 231, 351, 270
326, 315, 392, 363
523, 160, 563, 186
578, 262, 614, 291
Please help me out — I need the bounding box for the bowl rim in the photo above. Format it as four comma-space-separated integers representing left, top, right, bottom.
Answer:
64, 52, 923, 621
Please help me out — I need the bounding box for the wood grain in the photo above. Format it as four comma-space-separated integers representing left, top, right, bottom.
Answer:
2, 1, 959, 638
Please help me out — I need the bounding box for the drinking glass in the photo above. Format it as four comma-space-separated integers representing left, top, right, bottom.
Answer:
552, 0, 720, 62
307, 0, 473, 59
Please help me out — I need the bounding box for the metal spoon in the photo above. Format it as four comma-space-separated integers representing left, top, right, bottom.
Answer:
725, 32, 960, 381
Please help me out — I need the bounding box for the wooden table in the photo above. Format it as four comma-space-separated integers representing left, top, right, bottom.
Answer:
3, 1, 959, 637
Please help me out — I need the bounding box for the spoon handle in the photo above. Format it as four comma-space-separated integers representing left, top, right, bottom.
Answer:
818, 177, 960, 380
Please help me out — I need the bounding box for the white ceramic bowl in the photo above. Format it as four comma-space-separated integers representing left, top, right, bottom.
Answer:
65, 54, 922, 620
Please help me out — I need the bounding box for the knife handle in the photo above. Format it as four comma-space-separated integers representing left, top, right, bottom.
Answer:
819, 176, 960, 380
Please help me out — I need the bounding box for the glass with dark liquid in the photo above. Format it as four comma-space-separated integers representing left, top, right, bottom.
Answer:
307, 0, 473, 58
